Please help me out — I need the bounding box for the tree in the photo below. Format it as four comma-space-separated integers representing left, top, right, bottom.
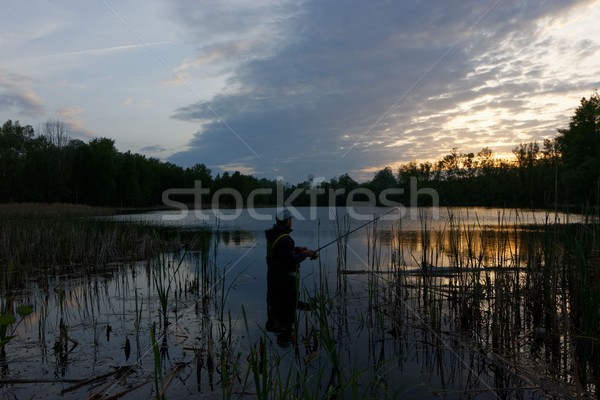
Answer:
115, 151, 143, 207
0, 120, 35, 201
186, 163, 212, 188
556, 92, 600, 203
83, 138, 118, 205
513, 142, 541, 206
40, 120, 71, 202
513, 142, 540, 170
540, 138, 562, 209
369, 167, 397, 204
324, 174, 360, 206
22, 135, 53, 202
336, 173, 360, 192
397, 161, 418, 185
436, 148, 460, 180
476, 147, 495, 175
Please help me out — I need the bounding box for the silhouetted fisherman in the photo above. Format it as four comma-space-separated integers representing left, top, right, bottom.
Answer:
265, 210, 317, 346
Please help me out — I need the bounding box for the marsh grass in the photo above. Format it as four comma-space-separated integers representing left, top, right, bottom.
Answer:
333, 212, 350, 273
0, 203, 114, 218
150, 322, 164, 399
152, 254, 185, 329
0, 205, 214, 273
241, 207, 600, 398
2, 205, 600, 398
0, 263, 33, 362
403, 209, 600, 397
562, 219, 600, 394
0, 217, 157, 268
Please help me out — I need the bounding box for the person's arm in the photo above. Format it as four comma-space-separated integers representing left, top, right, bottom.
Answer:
276, 237, 307, 267
296, 247, 317, 258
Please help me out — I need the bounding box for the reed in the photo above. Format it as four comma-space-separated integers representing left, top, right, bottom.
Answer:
353, 207, 600, 397
0, 216, 161, 268
150, 322, 164, 400
152, 253, 186, 329
0, 263, 33, 354
562, 219, 600, 390
333, 211, 350, 273
134, 288, 143, 338
2, 205, 599, 398
243, 307, 270, 399
0, 202, 113, 218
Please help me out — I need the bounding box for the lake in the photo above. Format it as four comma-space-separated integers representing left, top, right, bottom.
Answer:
0, 206, 592, 399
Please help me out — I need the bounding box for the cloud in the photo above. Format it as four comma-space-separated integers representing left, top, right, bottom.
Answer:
24, 42, 172, 64
0, 70, 46, 117
57, 106, 96, 139
215, 163, 256, 176
140, 144, 167, 153
160, 0, 600, 182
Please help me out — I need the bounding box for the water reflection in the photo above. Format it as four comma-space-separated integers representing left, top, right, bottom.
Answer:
0, 207, 594, 399
218, 230, 254, 247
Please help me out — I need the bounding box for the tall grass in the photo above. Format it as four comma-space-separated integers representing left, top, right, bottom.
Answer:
333, 211, 350, 273
0, 202, 113, 218
0, 217, 160, 268
563, 220, 600, 394
0, 263, 33, 360
0, 206, 214, 271
152, 253, 186, 329
240, 207, 599, 398
2, 204, 599, 398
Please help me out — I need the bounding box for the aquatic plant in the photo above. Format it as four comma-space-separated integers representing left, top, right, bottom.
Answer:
152, 253, 187, 329
1, 205, 599, 398
0, 263, 32, 353
150, 322, 164, 399
333, 211, 350, 274
0, 217, 160, 268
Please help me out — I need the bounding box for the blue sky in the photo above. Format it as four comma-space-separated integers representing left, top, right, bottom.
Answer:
2, 0, 600, 183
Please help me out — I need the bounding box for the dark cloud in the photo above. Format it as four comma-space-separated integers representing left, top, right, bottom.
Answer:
140, 144, 167, 153
167, 0, 598, 183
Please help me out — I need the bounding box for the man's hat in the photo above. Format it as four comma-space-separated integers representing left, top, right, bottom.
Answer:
276, 209, 294, 222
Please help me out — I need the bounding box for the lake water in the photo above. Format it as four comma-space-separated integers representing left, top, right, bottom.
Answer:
1, 206, 589, 399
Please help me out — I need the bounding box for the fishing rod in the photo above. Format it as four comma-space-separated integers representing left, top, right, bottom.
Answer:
312, 207, 399, 257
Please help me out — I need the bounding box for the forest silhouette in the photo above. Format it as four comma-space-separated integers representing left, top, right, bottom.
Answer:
1, 93, 598, 210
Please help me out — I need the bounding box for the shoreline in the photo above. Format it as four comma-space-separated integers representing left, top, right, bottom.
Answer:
0, 201, 590, 219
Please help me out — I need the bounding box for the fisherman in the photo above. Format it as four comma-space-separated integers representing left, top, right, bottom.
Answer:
265, 209, 317, 345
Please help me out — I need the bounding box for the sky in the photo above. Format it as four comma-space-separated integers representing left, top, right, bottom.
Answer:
2, 0, 600, 184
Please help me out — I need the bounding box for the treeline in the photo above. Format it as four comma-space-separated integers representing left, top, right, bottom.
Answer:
390, 92, 600, 208
0, 120, 262, 207
1, 93, 598, 209
293, 143, 561, 208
